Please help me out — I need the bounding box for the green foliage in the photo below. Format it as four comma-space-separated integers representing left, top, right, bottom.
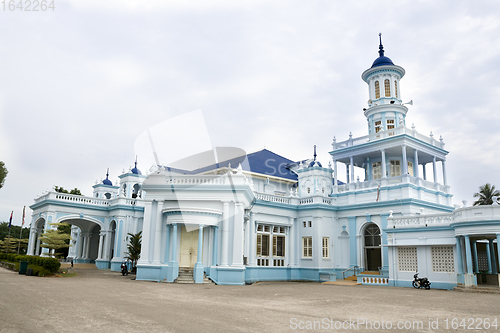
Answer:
54, 186, 83, 196
125, 231, 142, 273
0, 161, 7, 189
473, 183, 500, 206
0, 222, 30, 242
0, 253, 61, 273
39, 223, 72, 258
0, 237, 28, 254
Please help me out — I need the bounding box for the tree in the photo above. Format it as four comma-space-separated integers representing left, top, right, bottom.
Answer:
54, 186, 83, 196
0, 237, 28, 254
473, 183, 500, 206
124, 231, 142, 273
0, 222, 29, 242
0, 161, 7, 189
39, 223, 72, 258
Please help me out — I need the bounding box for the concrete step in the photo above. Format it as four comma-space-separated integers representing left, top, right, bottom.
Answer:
454, 285, 500, 294
345, 275, 358, 281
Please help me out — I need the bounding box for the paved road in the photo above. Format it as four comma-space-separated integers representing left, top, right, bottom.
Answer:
0, 266, 499, 332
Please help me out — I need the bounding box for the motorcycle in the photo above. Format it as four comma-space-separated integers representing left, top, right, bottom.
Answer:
412, 272, 431, 289
121, 262, 128, 276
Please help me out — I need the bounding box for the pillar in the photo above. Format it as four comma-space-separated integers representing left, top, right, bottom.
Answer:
442, 160, 447, 186
212, 226, 218, 266
346, 163, 350, 184
248, 213, 256, 266
422, 163, 427, 180
152, 201, 164, 265
349, 156, 354, 183
489, 239, 497, 274
455, 236, 464, 276
472, 240, 478, 273
348, 217, 357, 267
28, 229, 36, 255
432, 156, 437, 183
486, 241, 493, 274
381, 150, 387, 178
194, 225, 204, 283
402, 146, 408, 174
288, 217, 295, 267
220, 202, 230, 266
333, 160, 338, 186
414, 150, 419, 178
380, 214, 389, 272
36, 230, 42, 256
170, 224, 178, 264
496, 234, 500, 283
164, 223, 170, 264
137, 201, 152, 265
97, 232, 104, 260
166, 223, 179, 282
232, 203, 244, 266
464, 235, 476, 286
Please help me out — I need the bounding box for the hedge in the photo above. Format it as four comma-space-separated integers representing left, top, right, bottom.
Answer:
0, 253, 60, 273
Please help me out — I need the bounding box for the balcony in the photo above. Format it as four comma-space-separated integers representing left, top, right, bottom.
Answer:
33, 192, 144, 208
332, 126, 445, 151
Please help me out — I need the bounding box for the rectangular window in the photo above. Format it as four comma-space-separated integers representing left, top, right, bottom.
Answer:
407, 161, 414, 176
303, 237, 312, 258
372, 161, 382, 180
375, 121, 382, 133
390, 160, 401, 177
257, 234, 269, 257
303, 221, 307, 228
273, 235, 285, 257
398, 247, 418, 272
322, 237, 329, 258
431, 246, 455, 272
387, 119, 395, 130
384, 79, 391, 97
308, 221, 312, 228
394, 80, 398, 98
375, 81, 380, 99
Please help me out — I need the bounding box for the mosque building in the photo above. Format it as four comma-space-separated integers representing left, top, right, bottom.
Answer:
27, 36, 500, 289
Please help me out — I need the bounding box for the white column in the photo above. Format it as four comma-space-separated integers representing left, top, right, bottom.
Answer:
244, 215, 250, 261
152, 201, 164, 264
220, 201, 230, 266
349, 156, 354, 183
402, 145, 408, 174
248, 212, 256, 266
36, 230, 42, 256
414, 149, 419, 178
83, 234, 90, 259
288, 217, 295, 266
432, 156, 437, 183
333, 160, 338, 186
102, 230, 110, 260
381, 150, 387, 178
232, 203, 244, 267
137, 201, 153, 264
422, 163, 427, 180
28, 229, 36, 255
346, 164, 350, 184
97, 233, 104, 260
442, 160, 447, 186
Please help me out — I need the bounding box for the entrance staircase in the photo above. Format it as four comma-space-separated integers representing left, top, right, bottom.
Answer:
174, 267, 214, 284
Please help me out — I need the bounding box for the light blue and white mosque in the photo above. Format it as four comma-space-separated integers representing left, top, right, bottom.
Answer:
27, 37, 500, 289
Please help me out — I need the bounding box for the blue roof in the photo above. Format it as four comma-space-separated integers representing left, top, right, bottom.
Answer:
103, 178, 113, 186
371, 56, 394, 68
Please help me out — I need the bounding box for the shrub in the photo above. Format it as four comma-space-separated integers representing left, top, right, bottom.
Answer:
0, 254, 60, 273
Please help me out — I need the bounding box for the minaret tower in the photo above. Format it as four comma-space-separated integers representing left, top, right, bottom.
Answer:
361, 34, 408, 134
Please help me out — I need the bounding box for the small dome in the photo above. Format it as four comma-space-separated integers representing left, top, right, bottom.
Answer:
103, 178, 113, 186
371, 56, 394, 68
131, 159, 142, 175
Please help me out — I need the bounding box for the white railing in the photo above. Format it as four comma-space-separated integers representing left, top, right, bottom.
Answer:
33, 192, 144, 208
334, 175, 450, 194
166, 176, 227, 185
255, 193, 292, 204
332, 126, 445, 150
389, 212, 453, 228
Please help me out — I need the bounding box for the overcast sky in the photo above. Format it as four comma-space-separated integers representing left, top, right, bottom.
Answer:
1, 0, 500, 226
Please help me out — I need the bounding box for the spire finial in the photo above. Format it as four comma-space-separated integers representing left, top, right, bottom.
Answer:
313, 145, 317, 161
378, 32, 385, 57
135, 155, 138, 167
106, 168, 109, 180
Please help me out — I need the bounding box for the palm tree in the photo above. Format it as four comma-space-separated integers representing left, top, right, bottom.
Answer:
473, 183, 500, 206
124, 231, 142, 273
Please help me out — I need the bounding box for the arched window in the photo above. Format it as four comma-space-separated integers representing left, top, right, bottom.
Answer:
394, 80, 398, 98
384, 79, 390, 97
375, 81, 380, 99
364, 224, 381, 246
364, 223, 382, 271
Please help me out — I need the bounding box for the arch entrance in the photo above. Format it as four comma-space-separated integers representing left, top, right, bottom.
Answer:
364, 223, 382, 272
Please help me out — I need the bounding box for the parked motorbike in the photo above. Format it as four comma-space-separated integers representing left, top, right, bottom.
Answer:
121, 262, 128, 276
412, 272, 431, 289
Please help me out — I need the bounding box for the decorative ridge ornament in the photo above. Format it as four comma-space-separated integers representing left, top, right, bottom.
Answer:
378, 32, 385, 57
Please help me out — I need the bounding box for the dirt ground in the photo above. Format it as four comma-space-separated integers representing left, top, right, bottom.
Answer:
0, 265, 499, 332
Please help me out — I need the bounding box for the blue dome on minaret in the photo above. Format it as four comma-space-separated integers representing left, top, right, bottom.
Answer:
131, 158, 142, 175
371, 33, 395, 68
102, 169, 113, 186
